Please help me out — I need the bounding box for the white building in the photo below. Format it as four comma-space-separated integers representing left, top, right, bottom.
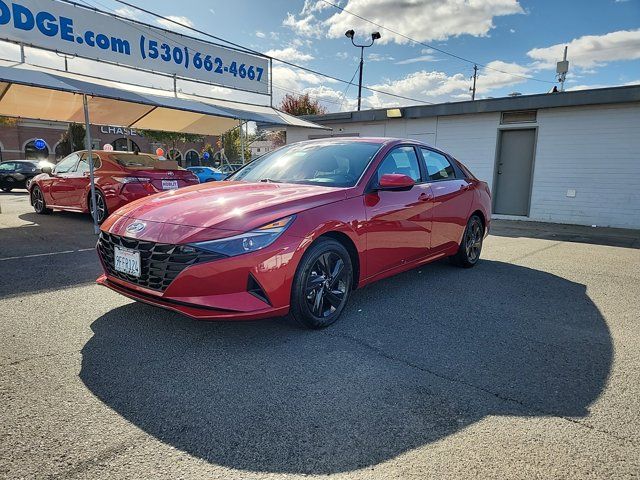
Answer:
284, 85, 640, 229
249, 140, 275, 159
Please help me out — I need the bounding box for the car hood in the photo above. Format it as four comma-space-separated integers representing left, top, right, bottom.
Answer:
111, 181, 347, 232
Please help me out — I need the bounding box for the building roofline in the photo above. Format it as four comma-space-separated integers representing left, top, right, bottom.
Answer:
298, 84, 640, 124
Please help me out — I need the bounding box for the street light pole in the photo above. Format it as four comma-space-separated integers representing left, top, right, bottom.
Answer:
357, 46, 364, 111
345, 30, 381, 111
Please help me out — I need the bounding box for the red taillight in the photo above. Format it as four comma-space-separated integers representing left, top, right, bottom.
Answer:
113, 176, 151, 184
142, 183, 156, 193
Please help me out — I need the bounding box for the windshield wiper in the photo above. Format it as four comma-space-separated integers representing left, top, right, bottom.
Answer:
259, 178, 282, 183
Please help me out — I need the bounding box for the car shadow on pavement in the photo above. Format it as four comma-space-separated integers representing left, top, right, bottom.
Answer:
0, 212, 100, 299
80, 260, 612, 474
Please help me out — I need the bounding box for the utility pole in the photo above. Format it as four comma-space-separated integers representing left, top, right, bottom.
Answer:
557, 46, 569, 92
345, 30, 381, 111
470, 64, 478, 101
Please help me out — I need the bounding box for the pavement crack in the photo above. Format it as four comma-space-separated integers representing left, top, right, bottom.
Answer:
326, 331, 638, 447
509, 241, 563, 262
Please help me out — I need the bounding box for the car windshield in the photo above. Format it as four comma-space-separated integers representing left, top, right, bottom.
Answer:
228, 141, 382, 187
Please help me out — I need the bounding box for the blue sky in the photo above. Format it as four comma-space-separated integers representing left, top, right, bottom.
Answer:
3, 0, 640, 111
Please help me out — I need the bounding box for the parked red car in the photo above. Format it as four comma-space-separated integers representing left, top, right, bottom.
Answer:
97, 138, 491, 328
30, 151, 199, 223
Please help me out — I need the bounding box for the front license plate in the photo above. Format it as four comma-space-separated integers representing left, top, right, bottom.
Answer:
162, 179, 179, 190
114, 246, 141, 277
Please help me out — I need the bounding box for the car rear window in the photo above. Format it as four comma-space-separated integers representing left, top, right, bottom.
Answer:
112, 153, 180, 169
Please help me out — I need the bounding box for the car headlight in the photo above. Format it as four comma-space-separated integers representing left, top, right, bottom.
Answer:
189, 215, 295, 257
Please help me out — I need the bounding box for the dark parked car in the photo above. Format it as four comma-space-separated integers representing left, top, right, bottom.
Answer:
0, 160, 53, 192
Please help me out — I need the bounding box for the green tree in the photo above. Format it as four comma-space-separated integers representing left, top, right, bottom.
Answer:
221, 128, 250, 163
138, 130, 204, 162
57, 123, 86, 157
279, 93, 327, 116
0, 116, 17, 127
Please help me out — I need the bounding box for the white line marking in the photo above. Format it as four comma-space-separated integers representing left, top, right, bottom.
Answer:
0, 248, 95, 262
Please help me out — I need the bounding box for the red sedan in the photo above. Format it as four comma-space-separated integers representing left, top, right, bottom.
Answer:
30, 151, 199, 224
97, 138, 491, 328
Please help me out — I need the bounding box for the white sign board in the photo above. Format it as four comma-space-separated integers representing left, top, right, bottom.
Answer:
0, 0, 269, 94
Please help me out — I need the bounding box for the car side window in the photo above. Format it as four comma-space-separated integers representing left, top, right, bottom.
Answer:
53, 153, 80, 174
0, 162, 15, 171
77, 154, 101, 174
377, 146, 421, 183
421, 148, 456, 181
18, 162, 37, 172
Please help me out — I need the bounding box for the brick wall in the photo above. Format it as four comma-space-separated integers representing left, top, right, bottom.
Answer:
0, 121, 218, 167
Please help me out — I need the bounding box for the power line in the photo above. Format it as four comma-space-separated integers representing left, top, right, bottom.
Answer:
109, 0, 435, 105
339, 64, 361, 110
318, 0, 557, 85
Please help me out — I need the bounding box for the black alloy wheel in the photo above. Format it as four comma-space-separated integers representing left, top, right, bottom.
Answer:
31, 186, 50, 215
451, 214, 484, 268
290, 238, 353, 329
1, 177, 15, 192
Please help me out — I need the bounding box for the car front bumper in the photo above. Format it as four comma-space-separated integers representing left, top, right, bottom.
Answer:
96, 233, 307, 321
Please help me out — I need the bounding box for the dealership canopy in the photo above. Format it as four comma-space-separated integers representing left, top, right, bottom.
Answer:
0, 64, 327, 135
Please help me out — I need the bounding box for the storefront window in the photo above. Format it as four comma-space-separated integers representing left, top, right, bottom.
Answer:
168, 149, 182, 164
112, 138, 140, 152
185, 150, 200, 166
25, 140, 49, 160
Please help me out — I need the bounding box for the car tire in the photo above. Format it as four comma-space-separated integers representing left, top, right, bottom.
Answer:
25, 178, 32, 190
89, 191, 108, 225
450, 214, 484, 268
289, 238, 353, 329
31, 186, 51, 215
1, 186, 12, 192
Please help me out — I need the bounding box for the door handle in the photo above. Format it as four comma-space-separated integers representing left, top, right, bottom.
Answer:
419, 192, 433, 202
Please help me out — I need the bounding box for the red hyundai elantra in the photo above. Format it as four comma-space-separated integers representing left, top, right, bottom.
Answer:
97, 138, 491, 328
30, 151, 198, 224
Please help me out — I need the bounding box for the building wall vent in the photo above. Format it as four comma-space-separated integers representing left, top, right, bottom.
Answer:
501, 110, 537, 124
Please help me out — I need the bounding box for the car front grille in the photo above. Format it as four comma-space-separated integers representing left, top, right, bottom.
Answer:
97, 232, 224, 292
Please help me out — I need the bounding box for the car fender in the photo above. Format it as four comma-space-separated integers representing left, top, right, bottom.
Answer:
287, 196, 367, 285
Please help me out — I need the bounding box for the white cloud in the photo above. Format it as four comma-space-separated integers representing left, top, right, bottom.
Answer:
265, 47, 314, 62
283, 13, 319, 37
395, 49, 439, 65
364, 60, 530, 108
269, 58, 533, 113
285, 0, 524, 44
301, 0, 333, 15
336, 51, 349, 60
114, 7, 140, 20
156, 16, 194, 33
367, 53, 394, 62
528, 29, 640, 69
255, 31, 266, 39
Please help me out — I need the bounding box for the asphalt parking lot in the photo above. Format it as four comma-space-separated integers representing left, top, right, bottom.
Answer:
1, 191, 639, 479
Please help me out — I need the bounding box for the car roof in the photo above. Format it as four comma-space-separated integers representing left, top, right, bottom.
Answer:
293, 136, 438, 149
2, 159, 38, 163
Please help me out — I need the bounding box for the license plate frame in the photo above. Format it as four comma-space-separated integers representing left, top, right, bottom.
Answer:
114, 246, 141, 278
162, 179, 179, 190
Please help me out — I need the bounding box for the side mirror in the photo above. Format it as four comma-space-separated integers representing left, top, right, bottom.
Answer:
378, 173, 415, 191
41, 166, 53, 175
